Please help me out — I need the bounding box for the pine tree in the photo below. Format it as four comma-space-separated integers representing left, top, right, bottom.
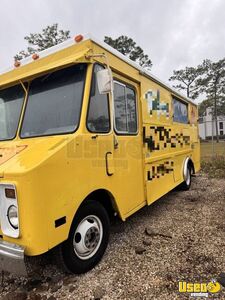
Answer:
169, 66, 204, 99
200, 58, 225, 142
104, 35, 152, 70
15, 24, 70, 60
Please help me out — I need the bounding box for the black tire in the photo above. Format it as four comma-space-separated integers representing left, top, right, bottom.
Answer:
180, 164, 192, 191
58, 200, 110, 274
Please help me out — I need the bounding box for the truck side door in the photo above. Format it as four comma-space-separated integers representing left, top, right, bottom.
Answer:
111, 79, 145, 216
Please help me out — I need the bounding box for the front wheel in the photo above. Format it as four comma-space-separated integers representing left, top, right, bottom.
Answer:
58, 200, 110, 274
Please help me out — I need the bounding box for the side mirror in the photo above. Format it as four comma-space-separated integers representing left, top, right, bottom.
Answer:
97, 68, 113, 94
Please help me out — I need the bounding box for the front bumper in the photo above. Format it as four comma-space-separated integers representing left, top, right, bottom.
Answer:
0, 239, 27, 276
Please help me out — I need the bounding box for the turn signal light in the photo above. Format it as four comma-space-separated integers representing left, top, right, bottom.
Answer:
5, 188, 16, 199
74, 34, 84, 43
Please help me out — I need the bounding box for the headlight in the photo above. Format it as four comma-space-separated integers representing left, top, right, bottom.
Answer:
0, 184, 19, 238
7, 205, 19, 229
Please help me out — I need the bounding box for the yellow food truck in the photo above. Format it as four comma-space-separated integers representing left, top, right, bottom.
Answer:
0, 34, 200, 275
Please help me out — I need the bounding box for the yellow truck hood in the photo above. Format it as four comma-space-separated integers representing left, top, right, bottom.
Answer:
0, 136, 69, 178
0, 145, 27, 166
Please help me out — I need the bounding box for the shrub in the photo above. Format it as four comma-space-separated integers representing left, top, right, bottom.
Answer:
201, 156, 225, 178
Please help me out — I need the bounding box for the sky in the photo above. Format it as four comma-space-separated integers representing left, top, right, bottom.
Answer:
0, 0, 225, 85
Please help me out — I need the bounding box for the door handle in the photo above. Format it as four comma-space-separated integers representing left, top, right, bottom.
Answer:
114, 135, 119, 149
105, 152, 114, 176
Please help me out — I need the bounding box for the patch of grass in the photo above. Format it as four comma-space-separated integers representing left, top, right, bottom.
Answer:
201, 141, 225, 160
201, 156, 225, 178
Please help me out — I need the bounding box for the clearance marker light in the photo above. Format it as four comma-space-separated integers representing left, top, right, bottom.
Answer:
74, 34, 84, 43
32, 53, 39, 60
14, 60, 21, 68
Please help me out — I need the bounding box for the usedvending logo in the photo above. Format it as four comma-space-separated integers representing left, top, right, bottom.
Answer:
179, 279, 221, 297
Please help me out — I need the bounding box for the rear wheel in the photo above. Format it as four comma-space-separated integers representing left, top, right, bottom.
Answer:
58, 201, 110, 274
180, 164, 192, 190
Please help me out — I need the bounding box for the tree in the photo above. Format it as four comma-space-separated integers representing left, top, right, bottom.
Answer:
104, 35, 152, 70
169, 66, 204, 99
200, 58, 225, 142
15, 24, 70, 60
198, 99, 213, 117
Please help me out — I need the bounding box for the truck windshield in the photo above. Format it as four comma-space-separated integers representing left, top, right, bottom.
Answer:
20, 64, 86, 138
0, 85, 25, 141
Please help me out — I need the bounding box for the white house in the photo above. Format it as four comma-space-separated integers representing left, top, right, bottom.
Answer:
199, 107, 225, 140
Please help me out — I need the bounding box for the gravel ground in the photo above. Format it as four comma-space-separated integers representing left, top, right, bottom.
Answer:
0, 173, 225, 300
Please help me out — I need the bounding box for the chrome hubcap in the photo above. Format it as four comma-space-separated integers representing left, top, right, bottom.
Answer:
73, 215, 103, 260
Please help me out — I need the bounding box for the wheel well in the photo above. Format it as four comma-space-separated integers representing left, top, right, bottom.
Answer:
82, 189, 117, 219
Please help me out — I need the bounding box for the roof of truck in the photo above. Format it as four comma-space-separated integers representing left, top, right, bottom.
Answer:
0, 34, 196, 105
